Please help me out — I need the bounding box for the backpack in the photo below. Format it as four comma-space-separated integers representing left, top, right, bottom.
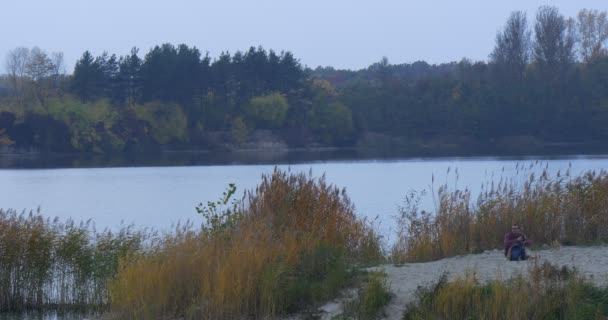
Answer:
509, 244, 525, 261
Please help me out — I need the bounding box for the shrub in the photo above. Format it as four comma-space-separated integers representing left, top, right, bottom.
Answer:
404, 262, 608, 320
110, 169, 382, 319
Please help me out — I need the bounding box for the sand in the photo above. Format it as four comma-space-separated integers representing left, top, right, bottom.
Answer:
310, 245, 608, 320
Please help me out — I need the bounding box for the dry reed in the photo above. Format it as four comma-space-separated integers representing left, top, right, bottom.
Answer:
404, 261, 608, 319
109, 169, 383, 319
392, 164, 608, 263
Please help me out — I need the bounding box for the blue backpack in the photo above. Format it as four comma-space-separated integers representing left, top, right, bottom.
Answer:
509, 245, 526, 261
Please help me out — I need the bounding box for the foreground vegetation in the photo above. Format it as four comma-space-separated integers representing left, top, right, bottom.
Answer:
391, 165, 608, 263
0, 170, 382, 318
0, 209, 147, 312
404, 262, 608, 320
3, 166, 608, 318
110, 170, 382, 319
2, 7, 608, 153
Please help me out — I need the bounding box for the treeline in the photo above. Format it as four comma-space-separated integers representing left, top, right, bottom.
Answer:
327, 7, 608, 150
1, 6, 608, 153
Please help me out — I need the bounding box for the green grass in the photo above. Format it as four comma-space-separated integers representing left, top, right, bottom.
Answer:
0, 209, 147, 312
338, 270, 392, 320
403, 262, 608, 320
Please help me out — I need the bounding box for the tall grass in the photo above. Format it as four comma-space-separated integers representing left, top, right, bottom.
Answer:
392, 165, 608, 262
110, 169, 383, 319
404, 262, 608, 319
0, 209, 147, 312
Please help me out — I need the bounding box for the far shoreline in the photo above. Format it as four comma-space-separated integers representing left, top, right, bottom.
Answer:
2, 141, 608, 169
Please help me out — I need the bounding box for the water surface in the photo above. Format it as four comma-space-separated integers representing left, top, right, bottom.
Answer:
2, 155, 608, 238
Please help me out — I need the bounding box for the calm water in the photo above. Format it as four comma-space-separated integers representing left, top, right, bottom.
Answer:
1, 156, 608, 238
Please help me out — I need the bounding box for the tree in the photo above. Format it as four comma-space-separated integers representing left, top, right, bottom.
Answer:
132, 101, 188, 145
117, 47, 143, 106
71, 51, 103, 102
25, 47, 56, 106
25, 47, 54, 81
278, 51, 303, 92
245, 92, 289, 128
230, 116, 248, 146
533, 6, 575, 68
577, 9, 608, 62
49, 51, 66, 91
4, 47, 30, 100
309, 80, 354, 145
490, 11, 530, 81
140, 43, 203, 104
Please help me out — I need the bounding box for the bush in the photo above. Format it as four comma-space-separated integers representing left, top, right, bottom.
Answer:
404, 262, 608, 320
110, 169, 382, 319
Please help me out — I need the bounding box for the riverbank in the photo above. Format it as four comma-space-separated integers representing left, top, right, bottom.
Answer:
3, 142, 608, 169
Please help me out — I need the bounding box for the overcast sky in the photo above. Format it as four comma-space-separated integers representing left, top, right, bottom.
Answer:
2, 0, 608, 72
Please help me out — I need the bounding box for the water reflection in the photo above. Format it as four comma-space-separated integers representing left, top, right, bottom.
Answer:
0, 311, 99, 320
2, 146, 608, 169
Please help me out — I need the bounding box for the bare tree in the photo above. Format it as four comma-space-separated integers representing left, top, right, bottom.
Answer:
50, 51, 65, 76
490, 11, 531, 80
533, 6, 575, 68
4, 47, 30, 98
24, 47, 55, 106
25, 47, 54, 81
50, 51, 66, 91
577, 9, 608, 61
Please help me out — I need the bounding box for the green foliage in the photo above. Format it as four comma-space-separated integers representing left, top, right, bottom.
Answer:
47, 96, 123, 152
132, 101, 188, 144
71, 51, 104, 102
307, 79, 354, 145
245, 92, 289, 128
4, 11, 608, 154
0, 209, 146, 312
230, 116, 248, 146
282, 246, 352, 311
195, 183, 242, 236
353, 271, 392, 320
403, 263, 608, 320
310, 101, 354, 145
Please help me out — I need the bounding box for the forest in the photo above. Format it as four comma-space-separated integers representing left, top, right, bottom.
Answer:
1, 6, 608, 154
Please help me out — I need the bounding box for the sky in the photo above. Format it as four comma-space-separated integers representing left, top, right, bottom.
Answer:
1, 0, 608, 72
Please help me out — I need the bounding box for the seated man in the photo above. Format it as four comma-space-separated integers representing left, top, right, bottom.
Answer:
504, 223, 532, 261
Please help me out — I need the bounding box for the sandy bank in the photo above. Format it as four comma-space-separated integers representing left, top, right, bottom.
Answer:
307, 246, 608, 320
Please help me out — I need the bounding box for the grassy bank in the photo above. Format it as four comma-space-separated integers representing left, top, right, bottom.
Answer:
404, 261, 608, 319
392, 165, 608, 263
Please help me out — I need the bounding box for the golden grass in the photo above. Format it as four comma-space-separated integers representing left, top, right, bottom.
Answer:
109, 169, 383, 319
392, 165, 608, 263
404, 261, 608, 320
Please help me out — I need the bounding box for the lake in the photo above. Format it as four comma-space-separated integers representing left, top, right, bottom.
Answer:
1, 155, 608, 239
